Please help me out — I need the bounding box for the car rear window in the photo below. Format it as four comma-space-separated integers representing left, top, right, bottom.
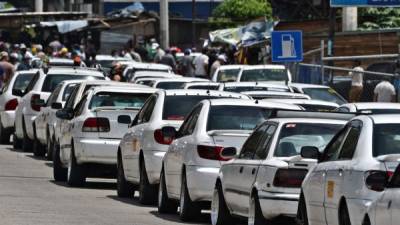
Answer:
299, 104, 336, 112
156, 82, 186, 90
275, 123, 343, 157
188, 85, 220, 90
360, 109, 400, 114
217, 69, 240, 82
13, 73, 35, 91
302, 88, 346, 105
240, 69, 288, 82
42, 75, 103, 92
89, 92, 151, 109
207, 106, 271, 131
373, 124, 400, 157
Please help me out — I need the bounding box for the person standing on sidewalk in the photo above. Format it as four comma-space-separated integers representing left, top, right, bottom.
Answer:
374, 79, 396, 102
193, 48, 209, 79
349, 60, 364, 102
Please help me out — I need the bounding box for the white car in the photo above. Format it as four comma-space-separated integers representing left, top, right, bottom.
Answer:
123, 63, 172, 81
117, 90, 250, 205
158, 99, 303, 221
0, 70, 37, 145
264, 99, 339, 112
290, 83, 347, 105
130, 71, 181, 83
218, 82, 292, 93
211, 65, 245, 82
242, 91, 311, 100
298, 114, 400, 225
363, 164, 400, 225
31, 57, 87, 68
54, 86, 157, 186
336, 102, 400, 114
14, 67, 105, 153
237, 65, 292, 83
212, 114, 348, 225
182, 82, 220, 90
34, 80, 81, 158
150, 77, 209, 90
94, 55, 133, 74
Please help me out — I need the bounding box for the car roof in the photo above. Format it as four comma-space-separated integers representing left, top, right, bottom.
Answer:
267, 117, 348, 124
341, 103, 400, 110
207, 98, 303, 110
218, 65, 245, 70
184, 82, 220, 87
162, 89, 250, 99
48, 58, 73, 63
290, 83, 329, 89
363, 114, 400, 124
154, 77, 208, 83
90, 85, 157, 94
45, 67, 104, 77
134, 71, 177, 77
263, 99, 339, 107
221, 82, 290, 89
242, 64, 286, 70
95, 55, 131, 61
58, 79, 84, 86
79, 80, 148, 88
242, 91, 308, 97
126, 62, 172, 70
15, 69, 39, 75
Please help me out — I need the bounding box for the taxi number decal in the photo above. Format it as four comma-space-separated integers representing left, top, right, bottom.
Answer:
327, 181, 335, 199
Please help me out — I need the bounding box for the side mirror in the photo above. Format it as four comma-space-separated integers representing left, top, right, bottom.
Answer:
12, 89, 24, 97
161, 126, 177, 142
365, 171, 388, 192
51, 102, 63, 110
220, 147, 237, 160
118, 115, 131, 124
301, 146, 320, 160
56, 108, 74, 120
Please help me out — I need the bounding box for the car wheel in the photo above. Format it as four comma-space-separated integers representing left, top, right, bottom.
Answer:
138, 162, 157, 205
0, 121, 10, 144
179, 174, 201, 221
116, 155, 135, 198
22, 119, 32, 152
158, 169, 178, 214
296, 192, 309, 225
248, 193, 267, 225
67, 145, 86, 187
33, 130, 46, 157
46, 134, 53, 161
13, 134, 22, 149
211, 184, 233, 225
53, 141, 67, 182
339, 201, 352, 225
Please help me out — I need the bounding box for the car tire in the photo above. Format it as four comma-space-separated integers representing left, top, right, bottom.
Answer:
158, 169, 178, 214
0, 121, 10, 144
138, 162, 157, 205
53, 141, 67, 182
248, 193, 267, 225
179, 174, 201, 221
116, 155, 135, 198
13, 134, 22, 149
46, 133, 53, 161
339, 201, 352, 225
33, 129, 46, 157
296, 192, 309, 225
67, 145, 86, 187
22, 119, 32, 152
211, 184, 233, 225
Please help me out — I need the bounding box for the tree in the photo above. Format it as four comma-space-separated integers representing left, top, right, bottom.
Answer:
359, 8, 400, 30
212, 0, 272, 21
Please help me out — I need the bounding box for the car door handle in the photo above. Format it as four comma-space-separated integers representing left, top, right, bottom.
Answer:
251, 168, 256, 175
239, 167, 244, 173
338, 169, 344, 176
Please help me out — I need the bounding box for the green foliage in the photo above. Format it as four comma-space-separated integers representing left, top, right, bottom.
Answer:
212, 0, 272, 21
359, 8, 400, 30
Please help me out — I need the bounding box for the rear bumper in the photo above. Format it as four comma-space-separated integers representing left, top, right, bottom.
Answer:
75, 137, 120, 165
186, 165, 219, 202
1, 111, 15, 129
258, 190, 299, 219
144, 150, 166, 184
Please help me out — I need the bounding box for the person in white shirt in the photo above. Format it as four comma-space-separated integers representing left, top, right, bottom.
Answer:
349, 61, 364, 102
374, 79, 396, 102
193, 48, 209, 78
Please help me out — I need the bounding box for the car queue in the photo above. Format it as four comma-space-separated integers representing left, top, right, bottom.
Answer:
1, 59, 400, 225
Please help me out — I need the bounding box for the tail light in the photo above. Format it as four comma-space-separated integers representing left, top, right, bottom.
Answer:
365, 171, 389, 192
30, 94, 42, 112
197, 145, 229, 161
154, 129, 174, 145
273, 169, 308, 188
5, 98, 18, 111
82, 117, 110, 132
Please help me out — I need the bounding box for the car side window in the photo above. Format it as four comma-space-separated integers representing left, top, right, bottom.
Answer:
390, 167, 400, 188
239, 124, 269, 159
336, 107, 350, 113
338, 120, 362, 160
321, 125, 349, 162
74, 94, 88, 117
254, 124, 277, 160
24, 72, 40, 93
179, 104, 202, 137
46, 85, 62, 107
64, 86, 79, 109
136, 95, 157, 124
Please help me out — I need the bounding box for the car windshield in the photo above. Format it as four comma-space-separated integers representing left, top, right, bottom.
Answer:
156, 82, 185, 90
251, 95, 307, 100
207, 106, 271, 131
217, 69, 241, 82
360, 109, 400, 114
187, 85, 220, 90
373, 124, 400, 157
89, 92, 151, 109
62, 84, 78, 101
240, 68, 288, 82
42, 75, 103, 92
302, 88, 346, 105
13, 73, 35, 91
275, 123, 343, 157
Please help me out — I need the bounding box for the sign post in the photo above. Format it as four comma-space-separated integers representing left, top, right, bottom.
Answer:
271, 31, 303, 63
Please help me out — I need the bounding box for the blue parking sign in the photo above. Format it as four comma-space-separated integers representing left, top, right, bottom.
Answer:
271, 31, 303, 63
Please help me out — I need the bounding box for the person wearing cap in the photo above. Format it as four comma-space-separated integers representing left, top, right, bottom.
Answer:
59, 47, 69, 58
0, 51, 15, 85
73, 55, 82, 67
181, 49, 195, 77
210, 54, 227, 79
17, 53, 32, 71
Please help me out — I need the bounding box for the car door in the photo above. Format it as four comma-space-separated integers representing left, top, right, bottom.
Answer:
324, 120, 362, 225
304, 126, 348, 225
164, 105, 202, 197
222, 123, 270, 216
37, 85, 61, 141
389, 168, 400, 225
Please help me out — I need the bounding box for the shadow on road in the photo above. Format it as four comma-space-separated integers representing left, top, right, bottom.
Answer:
149, 210, 211, 224
50, 180, 117, 190
44, 162, 53, 168
25, 154, 47, 161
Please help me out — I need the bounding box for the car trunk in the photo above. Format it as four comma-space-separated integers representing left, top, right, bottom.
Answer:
95, 108, 139, 139
208, 130, 252, 150
377, 154, 400, 172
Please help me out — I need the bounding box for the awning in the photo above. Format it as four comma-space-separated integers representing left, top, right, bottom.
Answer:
40, 20, 88, 33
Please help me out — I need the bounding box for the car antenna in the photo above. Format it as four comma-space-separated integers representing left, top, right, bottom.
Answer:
255, 99, 259, 104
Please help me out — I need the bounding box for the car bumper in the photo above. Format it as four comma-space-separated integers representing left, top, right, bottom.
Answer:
1, 111, 15, 129
144, 150, 167, 184
186, 165, 219, 202
74, 138, 120, 165
258, 191, 299, 219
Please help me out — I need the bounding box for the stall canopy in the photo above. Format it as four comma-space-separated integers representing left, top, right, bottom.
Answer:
0, 1, 16, 12
40, 20, 88, 33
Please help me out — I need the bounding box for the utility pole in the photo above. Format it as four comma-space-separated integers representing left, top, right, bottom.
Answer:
342, 7, 358, 31
192, 0, 196, 47
160, 0, 170, 49
35, 0, 43, 12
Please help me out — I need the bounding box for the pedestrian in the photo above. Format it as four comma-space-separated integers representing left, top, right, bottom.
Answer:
154, 46, 165, 63
0, 51, 15, 84
349, 60, 364, 102
374, 79, 396, 102
210, 55, 227, 79
193, 48, 209, 78
180, 49, 195, 77
17, 53, 32, 71
73, 55, 82, 67
160, 49, 176, 72
130, 48, 142, 62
